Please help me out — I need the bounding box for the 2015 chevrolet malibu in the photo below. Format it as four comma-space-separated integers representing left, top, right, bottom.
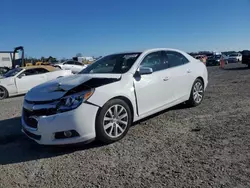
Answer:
22, 48, 208, 145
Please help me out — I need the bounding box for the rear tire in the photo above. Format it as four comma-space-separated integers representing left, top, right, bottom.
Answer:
186, 78, 204, 107
0, 86, 8, 100
96, 99, 132, 144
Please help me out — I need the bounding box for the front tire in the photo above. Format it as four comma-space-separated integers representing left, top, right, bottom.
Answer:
186, 78, 204, 107
96, 99, 132, 144
0, 86, 8, 100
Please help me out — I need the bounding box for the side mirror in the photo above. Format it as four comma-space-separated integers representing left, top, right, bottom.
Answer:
18, 73, 25, 79
138, 67, 153, 75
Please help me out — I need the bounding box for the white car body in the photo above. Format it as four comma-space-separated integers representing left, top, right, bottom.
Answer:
0, 67, 72, 98
54, 60, 88, 74
22, 48, 208, 145
228, 53, 242, 62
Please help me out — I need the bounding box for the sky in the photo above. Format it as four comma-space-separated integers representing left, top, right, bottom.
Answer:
1, 0, 250, 59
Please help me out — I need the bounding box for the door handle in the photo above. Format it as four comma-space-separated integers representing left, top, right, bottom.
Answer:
163, 76, 169, 81
187, 69, 192, 73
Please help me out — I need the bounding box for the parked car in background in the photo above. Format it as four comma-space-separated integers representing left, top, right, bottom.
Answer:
242, 50, 250, 68
228, 53, 242, 63
194, 55, 207, 65
0, 66, 72, 100
21, 48, 208, 145
53, 60, 88, 73
206, 54, 223, 66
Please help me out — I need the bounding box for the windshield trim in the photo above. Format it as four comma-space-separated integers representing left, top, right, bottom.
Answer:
3, 67, 23, 78
79, 52, 142, 74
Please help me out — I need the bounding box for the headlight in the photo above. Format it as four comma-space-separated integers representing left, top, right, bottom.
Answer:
56, 89, 94, 113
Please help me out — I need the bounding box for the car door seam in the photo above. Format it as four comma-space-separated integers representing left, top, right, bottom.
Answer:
132, 81, 139, 116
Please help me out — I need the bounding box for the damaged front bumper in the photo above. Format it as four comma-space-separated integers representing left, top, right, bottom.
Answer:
21, 100, 99, 145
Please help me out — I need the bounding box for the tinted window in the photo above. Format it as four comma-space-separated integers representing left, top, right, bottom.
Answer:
23, 69, 37, 76
140, 51, 165, 72
64, 61, 75, 65
23, 68, 48, 76
35, 68, 49, 74
164, 51, 189, 68
79, 53, 141, 74
2, 57, 10, 61
74, 62, 83, 65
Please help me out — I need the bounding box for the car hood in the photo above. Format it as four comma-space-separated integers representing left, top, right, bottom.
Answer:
0, 76, 14, 84
25, 73, 122, 102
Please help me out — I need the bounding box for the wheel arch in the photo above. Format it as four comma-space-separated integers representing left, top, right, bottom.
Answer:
196, 76, 204, 86
95, 95, 135, 125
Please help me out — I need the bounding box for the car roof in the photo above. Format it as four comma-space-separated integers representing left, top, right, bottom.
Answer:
110, 48, 187, 55
21, 65, 56, 72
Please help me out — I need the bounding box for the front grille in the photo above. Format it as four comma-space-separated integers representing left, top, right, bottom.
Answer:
23, 108, 38, 129
23, 128, 41, 140
25, 99, 57, 105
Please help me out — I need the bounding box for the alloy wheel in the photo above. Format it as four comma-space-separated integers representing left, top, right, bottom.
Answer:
193, 82, 204, 104
103, 104, 128, 138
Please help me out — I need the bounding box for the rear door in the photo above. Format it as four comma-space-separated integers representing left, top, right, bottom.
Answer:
162, 50, 193, 101
62, 61, 74, 70
15, 68, 48, 93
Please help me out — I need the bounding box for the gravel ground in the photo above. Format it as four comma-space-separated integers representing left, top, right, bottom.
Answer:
0, 64, 250, 188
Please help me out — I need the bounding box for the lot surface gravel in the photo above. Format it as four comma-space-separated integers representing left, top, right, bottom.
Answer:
0, 64, 250, 188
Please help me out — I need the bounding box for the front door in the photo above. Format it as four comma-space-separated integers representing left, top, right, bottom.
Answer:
134, 51, 175, 116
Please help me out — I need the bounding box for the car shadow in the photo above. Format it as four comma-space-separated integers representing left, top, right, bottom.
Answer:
224, 66, 249, 71
133, 103, 191, 125
0, 117, 105, 165
0, 103, 192, 165
7, 94, 25, 99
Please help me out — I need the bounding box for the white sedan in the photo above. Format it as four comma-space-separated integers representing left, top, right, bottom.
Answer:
0, 66, 72, 100
22, 48, 208, 145
53, 60, 88, 73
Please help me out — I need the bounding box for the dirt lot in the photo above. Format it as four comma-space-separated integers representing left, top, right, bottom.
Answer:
0, 64, 250, 188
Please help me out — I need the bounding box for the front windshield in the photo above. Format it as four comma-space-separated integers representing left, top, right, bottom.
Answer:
79, 53, 141, 74
3, 68, 23, 78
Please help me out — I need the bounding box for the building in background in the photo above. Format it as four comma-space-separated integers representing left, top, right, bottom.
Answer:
0, 51, 19, 68
77, 56, 95, 62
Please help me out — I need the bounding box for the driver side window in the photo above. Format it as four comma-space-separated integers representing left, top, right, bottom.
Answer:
22, 68, 47, 76
140, 51, 165, 72
22, 69, 36, 76
64, 61, 74, 65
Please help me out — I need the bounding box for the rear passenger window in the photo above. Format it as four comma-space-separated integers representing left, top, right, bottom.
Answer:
165, 51, 189, 68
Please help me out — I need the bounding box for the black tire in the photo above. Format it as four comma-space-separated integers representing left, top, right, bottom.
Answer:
0, 86, 8, 100
186, 78, 204, 107
96, 98, 132, 144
